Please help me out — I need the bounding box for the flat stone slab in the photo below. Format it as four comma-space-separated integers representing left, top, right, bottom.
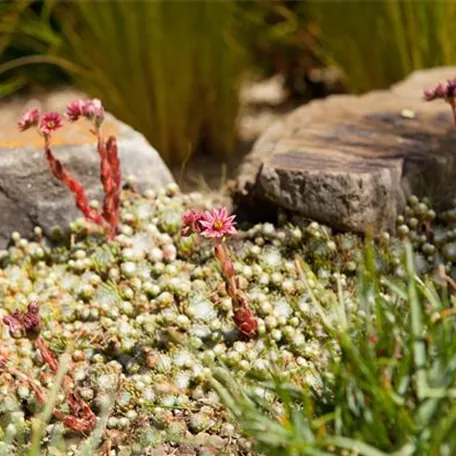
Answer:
0, 93, 174, 247
237, 67, 456, 233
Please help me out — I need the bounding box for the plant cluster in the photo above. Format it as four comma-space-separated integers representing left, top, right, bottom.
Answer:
2, 303, 97, 436
204, 78, 456, 455
0, 179, 364, 454
4, 79, 456, 456
213, 242, 456, 455
181, 207, 258, 339
18, 99, 121, 239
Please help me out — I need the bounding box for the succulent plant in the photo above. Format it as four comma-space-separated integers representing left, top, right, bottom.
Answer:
1, 173, 456, 454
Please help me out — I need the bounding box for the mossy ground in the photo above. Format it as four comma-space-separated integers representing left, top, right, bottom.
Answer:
0, 185, 451, 455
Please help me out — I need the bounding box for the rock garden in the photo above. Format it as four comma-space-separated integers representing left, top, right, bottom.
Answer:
0, 67, 456, 456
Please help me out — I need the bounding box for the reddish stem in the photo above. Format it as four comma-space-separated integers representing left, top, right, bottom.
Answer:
214, 243, 238, 296
9, 348, 96, 434
97, 131, 113, 198
35, 335, 74, 390
97, 133, 116, 238
213, 242, 257, 338
35, 336, 59, 373
103, 136, 121, 238
45, 146, 107, 229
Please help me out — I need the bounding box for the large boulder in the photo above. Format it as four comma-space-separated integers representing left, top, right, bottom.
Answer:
0, 91, 174, 247
236, 67, 456, 233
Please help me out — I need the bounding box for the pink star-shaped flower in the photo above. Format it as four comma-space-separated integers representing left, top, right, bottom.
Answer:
65, 100, 86, 122
181, 209, 205, 236
199, 207, 237, 239
18, 108, 40, 131
39, 112, 63, 136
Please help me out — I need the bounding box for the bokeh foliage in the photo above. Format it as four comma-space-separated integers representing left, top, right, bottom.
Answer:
307, 0, 456, 93
0, 0, 248, 166
3, 1, 456, 165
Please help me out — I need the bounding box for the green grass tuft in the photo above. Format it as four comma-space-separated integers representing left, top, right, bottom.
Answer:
212, 242, 456, 454
307, 0, 456, 93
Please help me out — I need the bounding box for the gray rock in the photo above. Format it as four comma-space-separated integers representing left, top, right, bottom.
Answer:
236, 67, 456, 233
0, 111, 174, 247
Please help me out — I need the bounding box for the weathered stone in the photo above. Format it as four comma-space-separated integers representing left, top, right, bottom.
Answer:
237, 67, 456, 233
0, 99, 174, 247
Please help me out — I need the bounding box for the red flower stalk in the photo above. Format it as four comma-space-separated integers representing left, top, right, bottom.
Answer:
18, 99, 122, 238
40, 113, 104, 228
71, 99, 120, 238
57, 391, 98, 434
214, 243, 237, 294
45, 146, 107, 229
182, 208, 257, 339
102, 136, 121, 238
13, 366, 96, 434
215, 244, 257, 339
233, 302, 258, 340
2, 303, 97, 434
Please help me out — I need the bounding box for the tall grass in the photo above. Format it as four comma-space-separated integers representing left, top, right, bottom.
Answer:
212, 243, 456, 454
307, 0, 456, 93
0, 0, 70, 96
0, 1, 248, 166
62, 1, 249, 166
5, 1, 456, 163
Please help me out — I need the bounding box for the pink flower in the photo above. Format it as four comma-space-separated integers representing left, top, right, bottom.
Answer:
18, 108, 40, 131
199, 207, 237, 239
181, 209, 204, 236
65, 100, 86, 122
83, 98, 105, 126
423, 79, 456, 102
39, 112, 63, 136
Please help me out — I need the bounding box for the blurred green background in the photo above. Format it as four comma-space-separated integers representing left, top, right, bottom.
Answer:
2, 0, 456, 166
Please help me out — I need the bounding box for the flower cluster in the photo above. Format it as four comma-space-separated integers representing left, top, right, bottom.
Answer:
17, 98, 105, 138
65, 98, 105, 128
3, 301, 42, 340
424, 78, 456, 125
423, 79, 456, 103
18, 109, 63, 137
17, 98, 121, 238
181, 207, 237, 239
